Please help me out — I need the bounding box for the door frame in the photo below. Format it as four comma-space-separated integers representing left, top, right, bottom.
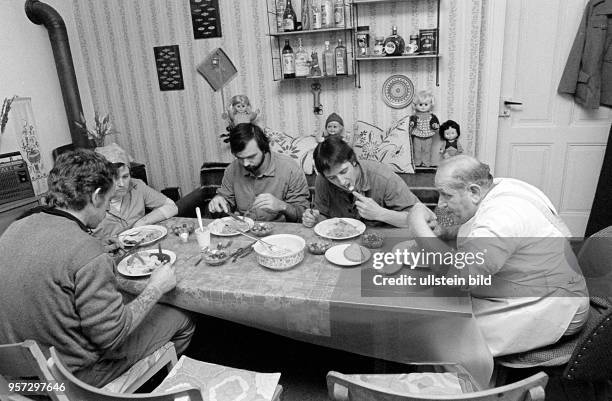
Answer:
477, 0, 508, 173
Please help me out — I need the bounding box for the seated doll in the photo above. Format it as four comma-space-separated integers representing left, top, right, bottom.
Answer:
317, 112, 351, 144
224, 95, 260, 128
439, 120, 463, 159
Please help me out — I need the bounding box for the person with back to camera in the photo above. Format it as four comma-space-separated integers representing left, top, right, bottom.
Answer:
0, 149, 194, 387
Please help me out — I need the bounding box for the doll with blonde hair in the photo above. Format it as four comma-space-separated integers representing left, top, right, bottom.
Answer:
224, 94, 260, 128
409, 90, 439, 167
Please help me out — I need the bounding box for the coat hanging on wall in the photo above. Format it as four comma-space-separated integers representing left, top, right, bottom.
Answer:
190, 0, 222, 39
153, 45, 185, 91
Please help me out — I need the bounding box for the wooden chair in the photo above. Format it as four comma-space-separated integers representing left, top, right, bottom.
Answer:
327, 370, 548, 401
47, 346, 203, 401
0, 340, 68, 401
101, 342, 179, 394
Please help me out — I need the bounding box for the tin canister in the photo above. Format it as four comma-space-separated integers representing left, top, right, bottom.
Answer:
356, 26, 370, 56
419, 28, 438, 54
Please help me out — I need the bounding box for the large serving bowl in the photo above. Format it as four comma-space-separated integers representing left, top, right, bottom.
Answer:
253, 234, 306, 270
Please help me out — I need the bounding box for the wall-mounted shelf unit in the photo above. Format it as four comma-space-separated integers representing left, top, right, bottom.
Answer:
266, 0, 441, 87
266, 0, 355, 82
351, 0, 441, 88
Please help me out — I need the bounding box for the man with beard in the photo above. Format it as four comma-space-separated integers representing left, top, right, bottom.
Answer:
208, 123, 310, 222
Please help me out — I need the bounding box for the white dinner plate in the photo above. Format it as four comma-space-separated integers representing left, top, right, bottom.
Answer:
117, 249, 176, 277
208, 217, 254, 236
382, 240, 429, 275
325, 244, 371, 267
118, 225, 167, 247
314, 218, 366, 240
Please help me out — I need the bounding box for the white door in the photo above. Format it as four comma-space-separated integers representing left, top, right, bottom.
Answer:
489, 0, 611, 236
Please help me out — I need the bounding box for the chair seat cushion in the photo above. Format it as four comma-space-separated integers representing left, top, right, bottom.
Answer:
343, 372, 466, 396
155, 355, 282, 401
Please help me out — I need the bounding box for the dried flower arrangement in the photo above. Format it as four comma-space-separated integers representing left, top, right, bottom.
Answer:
1, 96, 17, 134
75, 112, 118, 147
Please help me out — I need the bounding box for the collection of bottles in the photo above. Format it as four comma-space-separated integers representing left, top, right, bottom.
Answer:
282, 38, 348, 79
360, 26, 435, 57
277, 0, 345, 32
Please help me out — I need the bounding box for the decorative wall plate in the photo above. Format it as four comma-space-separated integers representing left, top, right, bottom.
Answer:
381, 75, 415, 109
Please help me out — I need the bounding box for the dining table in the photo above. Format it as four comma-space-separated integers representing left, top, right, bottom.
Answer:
115, 217, 494, 388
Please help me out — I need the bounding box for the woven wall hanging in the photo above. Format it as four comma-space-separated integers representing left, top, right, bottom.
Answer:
153, 45, 185, 91
190, 0, 222, 39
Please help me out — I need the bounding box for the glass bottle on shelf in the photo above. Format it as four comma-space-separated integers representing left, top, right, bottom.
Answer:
383, 25, 405, 56
295, 38, 311, 77
301, 0, 311, 31
276, 1, 286, 32
321, 0, 333, 28
282, 39, 296, 79
323, 40, 335, 76
283, 0, 297, 32
372, 36, 385, 56
310, 51, 322, 77
334, 0, 344, 28
334, 38, 348, 75
311, 0, 322, 29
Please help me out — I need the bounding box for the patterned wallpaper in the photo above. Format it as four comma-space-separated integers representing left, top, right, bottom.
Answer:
71, 0, 484, 194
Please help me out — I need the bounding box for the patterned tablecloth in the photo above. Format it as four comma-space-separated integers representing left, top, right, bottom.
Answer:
116, 217, 494, 388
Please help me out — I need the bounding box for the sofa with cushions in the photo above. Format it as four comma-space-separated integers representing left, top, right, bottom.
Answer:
176, 121, 440, 218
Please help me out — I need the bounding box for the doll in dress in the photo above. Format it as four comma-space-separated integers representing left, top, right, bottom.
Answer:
223, 95, 260, 128
409, 90, 439, 167
439, 120, 464, 159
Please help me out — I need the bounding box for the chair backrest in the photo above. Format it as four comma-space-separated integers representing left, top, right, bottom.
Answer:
327, 371, 548, 401
47, 347, 203, 401
200, 162, 229, 187
577, 226, 612, 278
562, 296, 612, 382
0, 340, 68, 401
52, 143, 75, 162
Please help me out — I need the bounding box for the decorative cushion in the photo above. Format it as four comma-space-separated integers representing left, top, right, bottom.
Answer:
347, 372, 464, 395
352, 116, 415, 174
264, 128, 318, 175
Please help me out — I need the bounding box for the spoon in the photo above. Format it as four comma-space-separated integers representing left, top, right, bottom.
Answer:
196, 207, 204, 231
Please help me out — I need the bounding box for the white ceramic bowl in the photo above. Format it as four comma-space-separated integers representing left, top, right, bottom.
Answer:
253, 234, 306, 270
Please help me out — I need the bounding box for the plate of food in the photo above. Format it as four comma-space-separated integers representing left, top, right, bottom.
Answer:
314, 218, 366, 240
117, 249, 176, 277
118, 225, 167, 247
208, 217, 254, 236
325, 243, 371, 267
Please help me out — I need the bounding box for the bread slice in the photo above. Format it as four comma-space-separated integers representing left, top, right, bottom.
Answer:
344, 243, 367, 263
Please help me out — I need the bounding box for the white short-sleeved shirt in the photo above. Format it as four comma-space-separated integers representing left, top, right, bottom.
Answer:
457, 178, 589, 356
